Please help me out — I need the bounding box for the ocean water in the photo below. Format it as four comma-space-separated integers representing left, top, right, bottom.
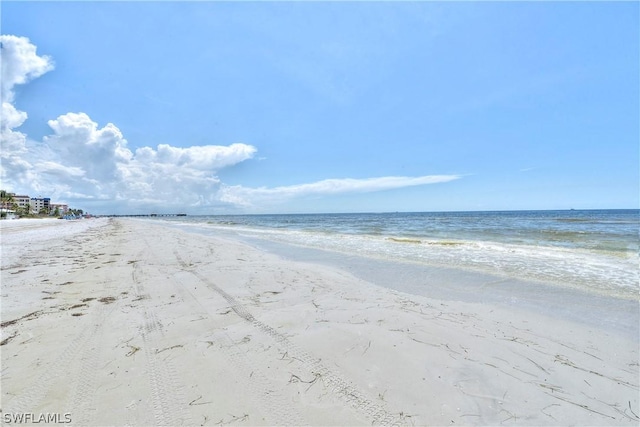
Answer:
161, 210, 639, 300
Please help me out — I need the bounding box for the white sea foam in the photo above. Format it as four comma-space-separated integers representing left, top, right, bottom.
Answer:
193, 224, 636, 299
160, 210, 639, 300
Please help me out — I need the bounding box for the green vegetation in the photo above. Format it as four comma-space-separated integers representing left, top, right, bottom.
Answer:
0, 189, 84, 219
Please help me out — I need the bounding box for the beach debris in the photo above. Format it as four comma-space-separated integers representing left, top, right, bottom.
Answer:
387, 237, 422, 244
500, 408, 518, 423
156, 344, 184, 354
188, 395, 213, 406
288, 372, 322, 391
279, 350, 303, 363
398, 411, 417, 424
0, 331, 18, 346
541, 403, 561, 420
216, 413, 248, 425
362, 340, 372, 355
628, 401, 639, 420
1, 311, 41, 328
543, 392, 616, 419
125, 345, 141, 357
525, 356, 549, 374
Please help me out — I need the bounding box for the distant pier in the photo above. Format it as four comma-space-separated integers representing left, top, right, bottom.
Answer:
99, 213, 187, 218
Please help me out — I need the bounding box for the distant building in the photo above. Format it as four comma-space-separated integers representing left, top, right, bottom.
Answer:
1, 192, 73, 216
30, 197, 50, 214
13, 195, 30, 211
50, 203, 69, 214
1, 193, 28, 211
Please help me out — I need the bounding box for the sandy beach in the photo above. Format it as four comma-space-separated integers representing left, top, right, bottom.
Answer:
1, 218, 638, 426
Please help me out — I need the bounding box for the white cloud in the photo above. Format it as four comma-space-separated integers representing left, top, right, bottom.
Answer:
219, 175, 461, 208
0, 35, 258, 213
0, 35, 460, 214
1, 36, 54, 189
136, 143, 257, 171
1, 35, 54, 180
44, 112, 133, 183
1, 102, 28, 153
38, 112, 256, 209
37, 161, 86, 178
1, 35, 54, 103
2, 102, 27, 130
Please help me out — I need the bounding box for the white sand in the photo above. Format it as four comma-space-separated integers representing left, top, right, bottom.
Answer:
1, 218, 638, 426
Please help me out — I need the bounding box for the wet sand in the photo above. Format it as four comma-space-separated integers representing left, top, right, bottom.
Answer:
1, 218, 638, 425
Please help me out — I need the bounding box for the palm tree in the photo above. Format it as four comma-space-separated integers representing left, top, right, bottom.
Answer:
0, 190, 14, 209
0, 190, 15, 218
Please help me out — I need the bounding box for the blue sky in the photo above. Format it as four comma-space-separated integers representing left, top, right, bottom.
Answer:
1, 2, 638, 214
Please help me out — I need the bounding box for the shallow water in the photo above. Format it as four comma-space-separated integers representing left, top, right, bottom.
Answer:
161, 210, 639, 300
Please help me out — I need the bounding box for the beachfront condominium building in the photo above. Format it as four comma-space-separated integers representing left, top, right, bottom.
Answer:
1, 193, 30, 210
50, 203, 69, 214
13, 195, 30, 211
30, 197, 50, 214
1, 192, 71, 215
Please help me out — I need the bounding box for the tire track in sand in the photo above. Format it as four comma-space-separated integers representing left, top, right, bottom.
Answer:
130, 257, 193, 426
133, 232, 306, 426
172, 249, 399, 426
4, 220, 119, 422
4, 306, 107, 419
68, 304, 115, 426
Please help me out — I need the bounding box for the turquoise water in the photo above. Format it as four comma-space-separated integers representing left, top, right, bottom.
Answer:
162, 210, 639, 299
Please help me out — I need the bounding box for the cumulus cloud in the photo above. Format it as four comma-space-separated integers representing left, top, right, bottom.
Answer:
0, 34, 460, 214
1, 35, 54, 103
5, 109, 257, 211
1, 35, 55, 181
0, 35, 257, 213
219, 175, 461, 207
38, 112, 257, 209
1, 102, 29, 152
44, 112, 133, 183
135, 143, 257, 171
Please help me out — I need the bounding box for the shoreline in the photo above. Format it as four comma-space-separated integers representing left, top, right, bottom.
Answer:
1, 218, 638, 425
153, 219, 639, 340
240, 236, 640, 339
158, 213, 639, 301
